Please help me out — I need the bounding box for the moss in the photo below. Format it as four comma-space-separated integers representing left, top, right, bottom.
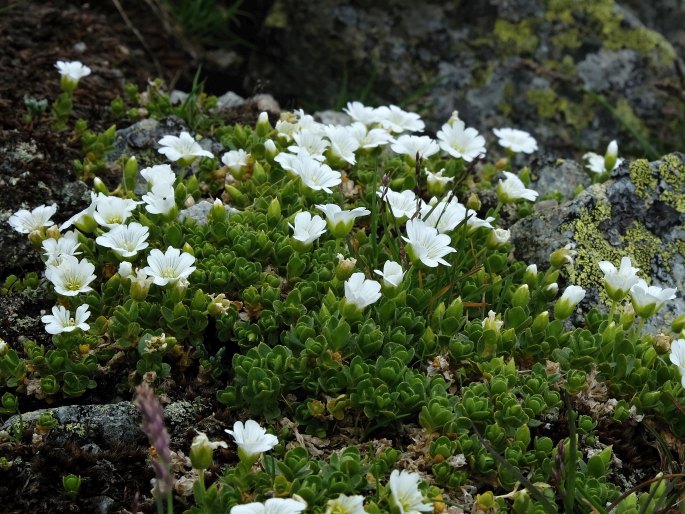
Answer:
527, 89, 559, 119
657, 154, 685, 213
526, 88, 594, 130
623, 222, 669, 273
628, 159, 657, 200
604, 27, 676, 66
551, 28, 582, 50
494, 19, 539, 56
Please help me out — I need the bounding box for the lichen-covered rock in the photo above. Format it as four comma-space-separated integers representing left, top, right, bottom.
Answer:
247, 0, 683, 156
510, 153, 685, 332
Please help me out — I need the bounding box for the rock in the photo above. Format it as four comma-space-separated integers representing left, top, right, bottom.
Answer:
246, 0, 683, 156
215, 91, 245, 110
510, 153, 685, 333
531, 154, 591, 201
178, 200, 237, 225
315, 110, 352, 126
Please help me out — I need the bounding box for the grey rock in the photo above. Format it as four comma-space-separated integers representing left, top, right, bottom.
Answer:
315, 110, 351, 126
510, 153, 685, 333
577, 49, 641, 93
178, 200, 237, 225
532, 155, 591, 200
215, 91, 246, 110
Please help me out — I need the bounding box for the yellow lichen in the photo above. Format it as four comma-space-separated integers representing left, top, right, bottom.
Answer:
629, 159, 657, 199
494, 19, 539, 55
658, 154, 685, 213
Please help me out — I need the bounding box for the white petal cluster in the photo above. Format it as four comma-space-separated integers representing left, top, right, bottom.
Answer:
378, 188, 421, 221
142, 183, 176, 215
157, 131, 214, 162
231, 498, 306, 514
41, 304, 91, 335
225, 419, 278, 457
316, 204, 369, 236
221, 149, 251, 172
141, 164, 176, 188
45, 255, 97, 296
143, 247, 196, 286
93, 195, 141, 228
42, 231, 81, 266
344, 101, 381, 126
8, 204, 57, 234
493, 128, 538, 154
55, 60, 91, 82
324, 125, 360, 165
389, 470, 433, 514
344, 272, 382, 310
598, 256, 640, 301
325, 495, 367, 514
375, 105, 425, 133
289, 130, 329, 161
630, 279, 677, 318
60, 192, 98, 231
289, 212, 327, 245
437, 119, 486, 162
95, 222, 150, 258
669, 339, 685, 388
583, 140, 623, 174
348, 122, 393, 149
391, 135, 439, 160
374, 261, 406, 289
402, 219, 456, 268
497, 171, 539, 203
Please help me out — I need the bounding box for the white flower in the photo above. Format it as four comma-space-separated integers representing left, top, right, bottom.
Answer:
378, 189, 421, 221
293, 109, 323, 134
669, 339, 685, 388
402, 219, 456, 268
465, 212, 494, 231
348, 122, 393, 149
8, 204, 57, 234
291, 155, 342, 193
95, 222, 150, 258
225, 419, 279, 457
41, 304, 90, 335
388, 470, 432, 514
437, 120, 486, 162
497, 171, 539, 203
276, 119, 299, 142
482, 310, 503, 332
118, 261, 133, 278
323, 125, 360, 165
487, 228, 511, 246
45, 255, 97, 296
289, 211, 327, 245
221, 149, 251, 172
493, 128, 538, 154
630, 279, 677, 318
391, 135, 440, 160
598, 256, 640, 301
425, 168, 454, 196
343, 101, 380, 126
325, 494, 367, 514
55, 60, 91, 82
142, 182, 177, 215
157, 131, 214, 162
315, 204, 369, 237
420, 200, 467, 233
42, 231, 81, 265
584, 140, 623, 174
191, 431, 228, 452
375, 105, 425, 134
143, 247, 196, 286
374, 261, 406, 288
289, 129, 329, 161
93, 194, 141, 228
554, 285, 586, 320
141, 164, 176, 188
231, 498, 306, 514
344, 272, 382, 310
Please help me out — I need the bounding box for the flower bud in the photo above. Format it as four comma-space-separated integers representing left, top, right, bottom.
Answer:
531, 311, 549, 333
182, 242, 195, 256
604, 140, 618, 173
62, 474, 81, 500
267, 197, 281, 224
620, 304, 635, 329
486, 228, 510, 249
190, 431, 227, 470
210, 198, 227, 222
511, 284, 530, 307
264, 139, 279, 158
543, 282, 559, 300
335, 254, 357, 281
672, 313, 685, 335
554, 285, 586, 320
28, 229, 45, 247
124, 156, 138, 192
93, 177, 109, 195
550, 246, 577, 268
256, 111, 272, 137
523, 264, 538, 288
466, 192, 481, 211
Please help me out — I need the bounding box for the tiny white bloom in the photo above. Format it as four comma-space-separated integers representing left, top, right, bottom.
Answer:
375, 105, 425, 134
42, 231, 81, 265
323, 125, 360, 165
221, 149, 251, 172
315, 203, 369, 237
95, 222, 150, 258
192, 431, 228, 452
348, 122, 393, 149
583, 152, 606, 174
276, 119, 299, 142
325, 494, 367, 514
493, 128, 538, 154
374, 260, 406, 289
231, 498, 306, 514
598, 256, 640, 301
482, 310, 503, 332
157, 131, 214, 162
289, 211, 327, 245
142, 182, 176, 215
343, 101, 380, 126
403, 219, 456, 268
391, 135, 440, 161
225, 419, 278, 457
118, 261, 133, 278
378, 188, 421, 221
420, 199, 467, 233
289, 129, 329, 161
55, 60, 91, 82
293, 109, 323, 134
388, 470, 433, 514
344, 272, 382, 310
497, 171, 539, 203
584, 140, 623, 174
93, 194, 141, 228
669, 339, 685, 388
437, 119, 486, 162
291, 155, 342, 193
488, 228, 511, 245
630, 279, 677, 318
425, 168, 454, 196
143, 247, 196, 286
554, 285, 586, 320
140, 164, 176, 188
45, 255, 97, 296
8, 204, 57, 234
41, 304, 90, 335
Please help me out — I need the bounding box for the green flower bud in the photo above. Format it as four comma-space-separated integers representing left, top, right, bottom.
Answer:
93, 177, 109, 195
531, 311, 549, 333
511, 284, 530, 307
62, 474, 81, 500
672, 313, 685, 334
267, 197, 282, 224
123, 156, 138, 192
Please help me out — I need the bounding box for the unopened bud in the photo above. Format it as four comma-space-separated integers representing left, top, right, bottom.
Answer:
123, 156, 138, 192
256, 111, 272, 137
93, 177, 109, 195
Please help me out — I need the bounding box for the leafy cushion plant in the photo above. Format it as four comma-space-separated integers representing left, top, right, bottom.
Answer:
2, 65, 684, 513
